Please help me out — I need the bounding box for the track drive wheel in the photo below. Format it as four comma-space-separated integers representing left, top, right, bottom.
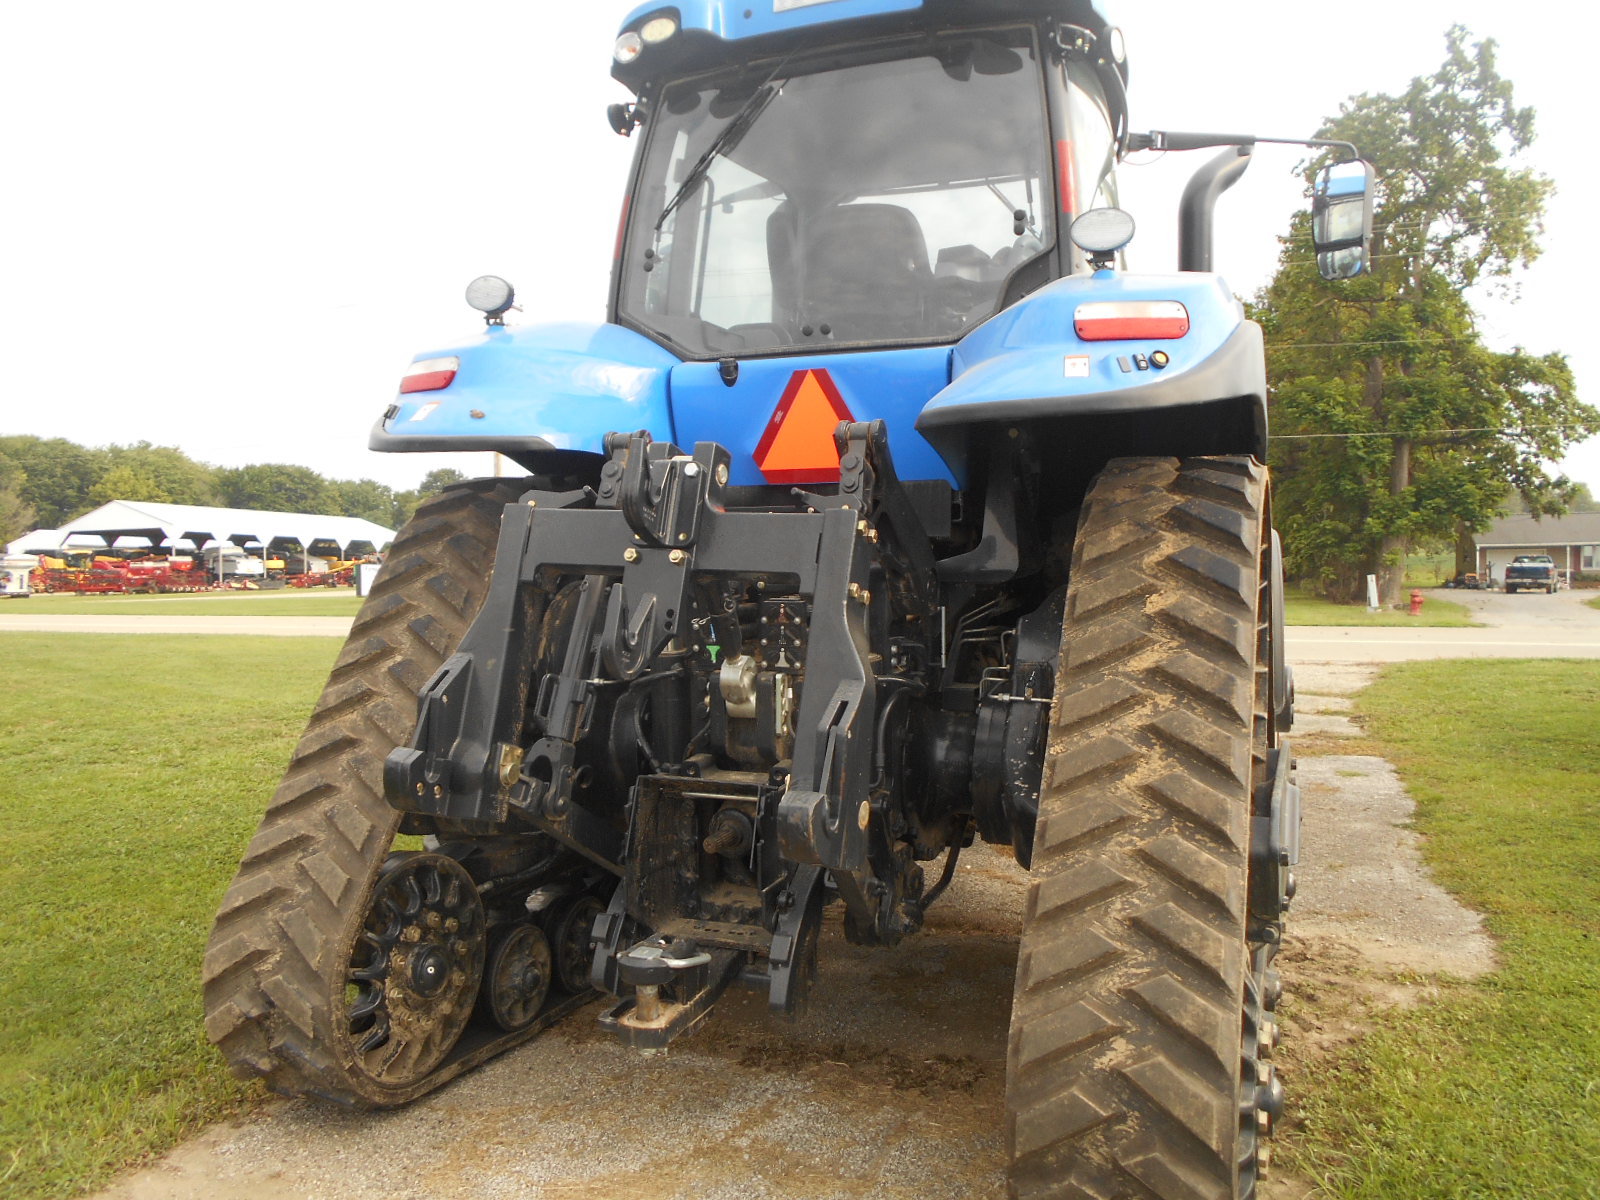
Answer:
348, 853, 486, 1078
1006, 457, 1279, 1200
203, 478, 528, 1107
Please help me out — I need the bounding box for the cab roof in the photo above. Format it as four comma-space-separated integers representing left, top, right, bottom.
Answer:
612, 0, 1124, 91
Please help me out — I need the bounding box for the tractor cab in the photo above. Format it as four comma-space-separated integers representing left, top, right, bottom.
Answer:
606, 0, 1126, 485
610, 11, 1124, 356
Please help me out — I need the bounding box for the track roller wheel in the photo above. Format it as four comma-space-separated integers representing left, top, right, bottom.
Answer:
1006, 457, 1280, 1200
478, 922, 554, 1033
202, 478, 531, 1107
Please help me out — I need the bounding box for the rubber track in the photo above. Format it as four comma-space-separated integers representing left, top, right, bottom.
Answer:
1007, 457, 1266, 1200
202, 479, 525, 1107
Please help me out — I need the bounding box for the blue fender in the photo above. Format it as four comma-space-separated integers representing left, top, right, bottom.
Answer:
371, 322, 680, 467
917, 270, 1265, 460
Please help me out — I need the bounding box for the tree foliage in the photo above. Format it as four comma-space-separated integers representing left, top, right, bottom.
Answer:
215, 463, 335, 515
1259, 28, 1600, 600
0, 453, 35, 548
0, 437, 106, 529
99, 442, 221, 507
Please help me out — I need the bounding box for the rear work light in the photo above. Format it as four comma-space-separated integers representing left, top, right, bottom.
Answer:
399, 356, 459, 394
1074, 301, 1190, 341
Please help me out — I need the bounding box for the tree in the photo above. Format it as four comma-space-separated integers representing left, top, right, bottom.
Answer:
216, 464, 335, 514
1259, 28, 1600, 601
0, 453, 36, 547
1504, 480, 1595, 515
90, 463, 170, 506
389, 467, 470, 528
0, 436, 106, 527
100, 442, 219, 506
418, 468, 467, 495
328, 478, 399, 527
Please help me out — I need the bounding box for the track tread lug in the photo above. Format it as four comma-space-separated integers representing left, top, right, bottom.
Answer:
1120, 1053, 1234, 1173
1049, 677, 1146, 739
1139, 836, 1242, 921
1032, 859, 1141, 924
1033, 795, 1136, 858
1128, 973, 1237, 1071
1011, 998, 1122, 1077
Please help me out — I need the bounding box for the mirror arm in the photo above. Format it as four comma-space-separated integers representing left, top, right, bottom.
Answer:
1133, 130, 1359, 162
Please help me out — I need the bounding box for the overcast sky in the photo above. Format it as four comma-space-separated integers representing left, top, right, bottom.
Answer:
4, 1, 1594, 493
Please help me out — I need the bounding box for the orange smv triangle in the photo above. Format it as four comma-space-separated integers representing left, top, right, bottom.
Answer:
754, 369, 855, 484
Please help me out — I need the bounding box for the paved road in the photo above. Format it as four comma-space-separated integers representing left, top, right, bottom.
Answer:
10, 589, 1600, 659
1286, 624, 1600, 661
1287, 586, 1600, 661
0, 613, 355, 637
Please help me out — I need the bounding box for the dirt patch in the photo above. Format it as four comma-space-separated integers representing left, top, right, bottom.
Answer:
1274, 935, 1451, 1064
1292, 754, 1495, 978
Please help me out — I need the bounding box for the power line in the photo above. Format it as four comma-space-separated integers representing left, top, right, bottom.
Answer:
1265, 337, 1468, 349
1270, 424, 1589, 440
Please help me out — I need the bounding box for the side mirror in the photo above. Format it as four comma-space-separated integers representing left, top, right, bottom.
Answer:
1312, 159, 1375, 280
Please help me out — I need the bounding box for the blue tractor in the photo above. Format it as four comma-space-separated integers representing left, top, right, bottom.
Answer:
206, 4, 1372, 1196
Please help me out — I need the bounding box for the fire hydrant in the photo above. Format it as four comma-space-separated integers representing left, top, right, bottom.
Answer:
1409, 589, 1424, 616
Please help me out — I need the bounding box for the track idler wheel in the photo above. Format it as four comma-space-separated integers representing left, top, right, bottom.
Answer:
478, 922, 554, 1033
550, 895, 605, 994
347, 853, 486, 1084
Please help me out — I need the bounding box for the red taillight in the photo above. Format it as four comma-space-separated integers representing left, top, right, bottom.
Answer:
1074, 301, 1190, 341
399, 356, 459, 394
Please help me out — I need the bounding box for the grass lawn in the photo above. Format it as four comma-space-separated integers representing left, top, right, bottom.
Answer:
1587, 595, 1600, 612
0, 634, 338, 1200
8, 591, 361, 617
1399, 549, 1455, 588
1284, 589, 1476, 627
1286, 659, 1600, 1198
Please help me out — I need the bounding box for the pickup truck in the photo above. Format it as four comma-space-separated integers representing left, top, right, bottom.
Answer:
1504, 555, 1560, 593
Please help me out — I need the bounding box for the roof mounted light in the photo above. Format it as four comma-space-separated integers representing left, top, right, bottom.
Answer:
1070, 207, 1137, 256
613, 31, 643, 64
640, 15, 678, 43
465, 275, 516, 324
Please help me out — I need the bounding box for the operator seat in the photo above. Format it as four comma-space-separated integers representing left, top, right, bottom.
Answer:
799, 203, 931, 341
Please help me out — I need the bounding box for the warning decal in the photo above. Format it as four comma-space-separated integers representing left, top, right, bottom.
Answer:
753, 369, 856, 483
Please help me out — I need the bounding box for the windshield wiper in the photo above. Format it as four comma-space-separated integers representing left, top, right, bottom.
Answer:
655, 80, 784, 233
